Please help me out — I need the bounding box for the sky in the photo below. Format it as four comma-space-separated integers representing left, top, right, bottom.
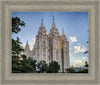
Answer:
12, 12, 88, 67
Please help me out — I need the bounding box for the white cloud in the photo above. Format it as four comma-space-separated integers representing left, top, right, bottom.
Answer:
69, 36, 77, 42
74, 43, 86, 53
71, 59, 85, 67
82, 57, 88, 63
82, 57, 88, 60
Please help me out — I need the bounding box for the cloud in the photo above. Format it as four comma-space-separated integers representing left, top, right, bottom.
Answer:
82, 57, 88, 63
71, 58, 85, 67
69, 36, 77, 42
74, 43, 86, 53
82, 57, 88, 60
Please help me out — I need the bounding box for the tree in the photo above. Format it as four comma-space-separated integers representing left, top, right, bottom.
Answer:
78, 69, 88, 73
12, 17, 25, 73
37, 60, 48, 73
28, 57, 37, 71
47, 61, 60, 73
12, 17, 38, 73
12, 37, 24, 56
12, 17, 25, 34
12, 17, 25, 56
65, 68, 75, 73
18, 55, 36, 73
12, 54, 37, 73
12, 55, 20, 73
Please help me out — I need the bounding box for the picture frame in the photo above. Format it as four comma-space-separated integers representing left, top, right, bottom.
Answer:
0, 0, 99, 85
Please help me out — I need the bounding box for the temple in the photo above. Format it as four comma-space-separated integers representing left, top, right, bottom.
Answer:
24, 16, 70, 72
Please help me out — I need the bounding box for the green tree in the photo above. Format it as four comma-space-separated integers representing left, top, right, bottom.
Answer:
12, 17, 38, 73
12, 17, 25, 73
47, 61, 60, 73
37, 60, 48, 73
65, 68, 75, 73
12, 17, 25, 34
78, 69, 88, 73
28, 57, 37, 71
18, 55, 36, 73
12, 37, 24, 56
12, 17, 25, 56
12, 55, 20, 73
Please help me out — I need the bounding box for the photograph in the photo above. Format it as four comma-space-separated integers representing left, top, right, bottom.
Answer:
12, 12, 88, 73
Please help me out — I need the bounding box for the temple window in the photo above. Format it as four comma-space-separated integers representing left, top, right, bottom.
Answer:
56, 42, 58, 49
43, 41, 46, 47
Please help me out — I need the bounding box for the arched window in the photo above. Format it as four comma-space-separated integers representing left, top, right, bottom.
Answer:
43, 41, 45, 47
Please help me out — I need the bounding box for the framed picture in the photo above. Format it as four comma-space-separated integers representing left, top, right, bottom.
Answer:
0, 0, 99, 85
11, 12, 88, 73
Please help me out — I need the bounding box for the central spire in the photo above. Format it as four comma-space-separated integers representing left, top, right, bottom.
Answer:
53, 16, 54, 21
26, 40, 29, 45
62, 28, 64, 36
41, 18, 44, 28
52, 16, 56, 29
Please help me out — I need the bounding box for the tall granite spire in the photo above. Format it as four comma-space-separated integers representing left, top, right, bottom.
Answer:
39, 18, 46, 33
52, 16, 56, 29
25, 40, 30, 52
26, 40, 28, 45
62, 28, 64, 36
41, 18, 44, 28
50, 16, 59, 36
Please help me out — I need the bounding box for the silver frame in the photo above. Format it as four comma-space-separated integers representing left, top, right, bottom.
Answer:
0, 0, 99, 85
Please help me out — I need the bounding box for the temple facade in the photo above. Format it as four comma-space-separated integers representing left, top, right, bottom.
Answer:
24, 16, 70, 72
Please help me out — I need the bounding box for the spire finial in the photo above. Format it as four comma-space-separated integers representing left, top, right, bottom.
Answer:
62, 28, 64, 36
42, 18, 43, 24
52, 16, 56, 28
53, 16, 54, 21
41, 18, 44, 27
26, 40, 28, 45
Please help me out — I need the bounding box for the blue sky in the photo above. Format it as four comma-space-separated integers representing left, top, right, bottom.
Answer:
12, 12, 88, 67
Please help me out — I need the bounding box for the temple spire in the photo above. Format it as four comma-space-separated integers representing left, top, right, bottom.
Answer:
62, 28, 64, 36
53, 16, 54, 21
41, 18, 44, 27
26, 40, 29, 45
52, 16, 56, 28
25, 40, 30, 51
